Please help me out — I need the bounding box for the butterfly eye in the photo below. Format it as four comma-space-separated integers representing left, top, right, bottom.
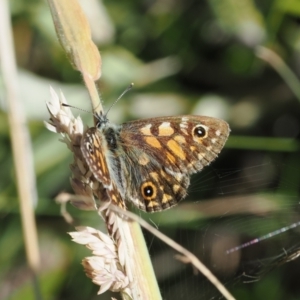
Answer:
141, 182, 157, 200
193, 125, 207, 138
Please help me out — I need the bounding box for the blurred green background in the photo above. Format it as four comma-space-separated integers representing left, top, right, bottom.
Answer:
1, 0, 300, 299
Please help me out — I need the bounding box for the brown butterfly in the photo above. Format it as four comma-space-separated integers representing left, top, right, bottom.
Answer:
80, 110, 230, 212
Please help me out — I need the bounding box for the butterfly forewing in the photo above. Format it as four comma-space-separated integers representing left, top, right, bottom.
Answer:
121, 116, 229, 173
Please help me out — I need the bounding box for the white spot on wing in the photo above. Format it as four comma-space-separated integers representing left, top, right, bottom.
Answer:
198, 152, 205, 160
180, 122, 188, 128
180, 120, 188, 134
180, 128, 188, 135
140, 124, 152, 135
160, 122, 170, 128
158, 122, 174, 136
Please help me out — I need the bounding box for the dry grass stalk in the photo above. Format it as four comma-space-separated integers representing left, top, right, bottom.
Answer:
0, 0, 40, 276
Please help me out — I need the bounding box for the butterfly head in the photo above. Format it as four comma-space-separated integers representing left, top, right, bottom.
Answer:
95, 112, 109, 129
94, 83, 134, 130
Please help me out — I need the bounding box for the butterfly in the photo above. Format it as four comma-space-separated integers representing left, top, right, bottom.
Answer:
81, 112, 230, 212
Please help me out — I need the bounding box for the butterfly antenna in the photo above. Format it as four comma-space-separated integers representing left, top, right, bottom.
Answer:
61, 103, 92, 114
62, 83, 133, 117
105, 83, 134, 117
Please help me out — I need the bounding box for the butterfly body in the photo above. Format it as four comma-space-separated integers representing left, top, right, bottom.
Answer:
81, 113, 230, 212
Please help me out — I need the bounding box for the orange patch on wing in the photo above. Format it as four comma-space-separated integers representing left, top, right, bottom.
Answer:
92, 135, 101, 148
167, 140, 186, 160
150, 172, 159, 181
147, 201, 159, 208
174, 135, 186, 144
162, 193, 172, 203
140, 124, 152, 135
138, 153, 150, 165
173, 185, 180, 193
158, 123, 174, 136
98, 152, 107, 172
145, 136, 161, 148
160, 170, 168, 178
108, 188, 126, 208
166, 151, 176, 164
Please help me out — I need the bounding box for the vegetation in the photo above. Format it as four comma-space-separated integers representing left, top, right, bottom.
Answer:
1, 0, 300, 299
